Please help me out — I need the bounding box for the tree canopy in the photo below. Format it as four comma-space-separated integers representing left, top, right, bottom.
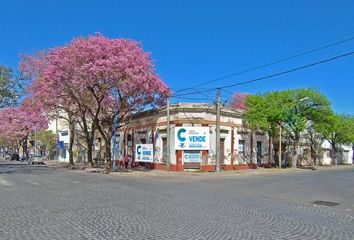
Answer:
242, 88, 332, 167
20, 33, 170, 167
0, 65, 21, 108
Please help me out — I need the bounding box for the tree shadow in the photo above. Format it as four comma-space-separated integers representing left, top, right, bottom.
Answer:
0, 163, 56, 175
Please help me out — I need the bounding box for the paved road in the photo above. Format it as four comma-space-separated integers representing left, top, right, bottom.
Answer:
0, 161, 353, 240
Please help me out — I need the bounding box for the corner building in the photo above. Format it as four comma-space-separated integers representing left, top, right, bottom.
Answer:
114, 103, 269, 171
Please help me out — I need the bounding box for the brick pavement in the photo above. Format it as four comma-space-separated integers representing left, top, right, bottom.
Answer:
0, 160, 353, 240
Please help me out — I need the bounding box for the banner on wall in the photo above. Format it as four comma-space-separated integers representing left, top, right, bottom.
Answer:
135, 144, 154, 162
183, 151, 202, 163
175, 127, 209, 150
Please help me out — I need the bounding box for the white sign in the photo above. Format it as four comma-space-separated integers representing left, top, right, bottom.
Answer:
175, 127, 209, 150
183, 151, 202, 163
135, 144, 154, 162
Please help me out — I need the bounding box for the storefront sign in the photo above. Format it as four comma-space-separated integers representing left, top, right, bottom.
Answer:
135, 144, 154, 162
175, 127, 209, 150
183, 151, 202, 163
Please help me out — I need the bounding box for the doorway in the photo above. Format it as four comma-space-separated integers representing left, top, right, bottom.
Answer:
256, 141, 262, 167
220, 138, 225, 164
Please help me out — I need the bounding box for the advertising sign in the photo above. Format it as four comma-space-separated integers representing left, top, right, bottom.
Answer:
57, 141, 64, 149
175, 127, 209, 150
183, 151, 202, 163
135, 144, 154, 162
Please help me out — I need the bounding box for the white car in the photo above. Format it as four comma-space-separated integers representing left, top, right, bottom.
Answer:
28, 155, 45, 165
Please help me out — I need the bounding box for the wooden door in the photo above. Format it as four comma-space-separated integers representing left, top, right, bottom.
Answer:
220, 138, 225, 164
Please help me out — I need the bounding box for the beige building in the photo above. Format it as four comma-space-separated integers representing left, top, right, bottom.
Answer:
114, 103, 270, 171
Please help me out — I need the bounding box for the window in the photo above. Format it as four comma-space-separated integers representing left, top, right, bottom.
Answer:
238, 140, 245, 153
326, 150, 331, 158
127, 134, 132, 147
61, 131, 68, 136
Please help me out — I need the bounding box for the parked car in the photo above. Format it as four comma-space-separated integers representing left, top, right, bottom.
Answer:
28, 155, 45, 165
4, 153, 11, 161
10, 153, 20, 161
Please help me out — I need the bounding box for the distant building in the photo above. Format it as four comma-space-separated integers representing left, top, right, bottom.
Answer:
47, 113, 70, 162
320, 140, 353, 165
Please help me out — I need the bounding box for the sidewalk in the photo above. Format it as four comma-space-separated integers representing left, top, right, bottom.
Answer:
110, 164, 354, 178
44, 159, 354, 177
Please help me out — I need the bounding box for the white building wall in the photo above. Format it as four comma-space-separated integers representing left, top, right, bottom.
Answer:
320, 140, 353, 165
153, 128, 163, 163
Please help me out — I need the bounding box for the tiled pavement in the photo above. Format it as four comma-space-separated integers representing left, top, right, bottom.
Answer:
0, 161, 353, 240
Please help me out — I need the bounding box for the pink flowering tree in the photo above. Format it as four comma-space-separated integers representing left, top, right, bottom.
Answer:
20, 33, 170, 168
0, 106, 48, 159
230, 92, 249, 111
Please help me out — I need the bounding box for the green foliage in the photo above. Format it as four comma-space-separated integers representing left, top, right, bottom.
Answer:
244, 88, 332, 166
244, 88, 331, 139
317, 113, 354, 147
0, 65, 21, 107
281, 89, 331, 140
35, 130, 56, 151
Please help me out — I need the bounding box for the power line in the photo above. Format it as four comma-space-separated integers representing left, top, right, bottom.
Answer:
181, 88, 214, 100
171, 96, 212, 101
174, 35, 354, 94
221, 88, 234, 96
172, 51, 354, 97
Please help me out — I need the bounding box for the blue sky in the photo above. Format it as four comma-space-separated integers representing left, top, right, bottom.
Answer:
1, 0, 353, 113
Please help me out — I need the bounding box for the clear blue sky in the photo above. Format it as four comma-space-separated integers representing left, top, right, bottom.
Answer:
1, 0, 353, 113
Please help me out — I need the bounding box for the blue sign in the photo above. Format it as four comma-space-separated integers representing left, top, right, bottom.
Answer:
57, 141, 64, 149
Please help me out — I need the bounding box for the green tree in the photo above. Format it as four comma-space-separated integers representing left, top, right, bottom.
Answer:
317, 113, 354, 165
281, 89, 331, 167
244, 89, 331, 168
0, 65, 21, 107
36, 130, 56, 156
244, 92, 289, 166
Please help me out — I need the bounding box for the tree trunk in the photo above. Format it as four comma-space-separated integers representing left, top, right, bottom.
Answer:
68, 120, 75, 165
268, 134, 272, 167
250, 131, 254, 165
292, 138, 299, 168
272, 136, 277, 167
96, 125, 112, 171
105, 143, 112, 171
310, 143, 315, 166
20, 138, 29, 160
331, 143, 337, 166
81, 116, 94, 167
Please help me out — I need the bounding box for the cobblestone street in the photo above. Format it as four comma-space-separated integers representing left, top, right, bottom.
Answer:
0, 161, 353, 240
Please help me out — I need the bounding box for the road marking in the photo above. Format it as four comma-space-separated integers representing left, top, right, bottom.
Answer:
0, 176, 13, 186
26, 180, 39, 185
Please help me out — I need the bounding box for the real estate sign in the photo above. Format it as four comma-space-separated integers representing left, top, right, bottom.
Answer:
175, 127, 209, 150
135, 144, 154, 162
183, 150, 202, 162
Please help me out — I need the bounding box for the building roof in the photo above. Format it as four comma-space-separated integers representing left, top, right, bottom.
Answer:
130, 102, 244, 120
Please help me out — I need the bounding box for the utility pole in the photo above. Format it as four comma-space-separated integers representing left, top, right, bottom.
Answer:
216, 89, 221, 172
166, 98, 170, 171
278, 123, 282, 169
55, 113, 58, 160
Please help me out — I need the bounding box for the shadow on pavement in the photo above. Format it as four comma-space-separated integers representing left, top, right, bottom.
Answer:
0, 161, 56, 175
